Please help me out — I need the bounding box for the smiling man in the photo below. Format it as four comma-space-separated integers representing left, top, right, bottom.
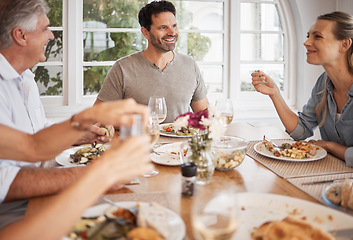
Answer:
95, 0, 209, 123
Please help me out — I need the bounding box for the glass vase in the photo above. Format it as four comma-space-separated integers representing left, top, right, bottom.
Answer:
183, 139, 214, 185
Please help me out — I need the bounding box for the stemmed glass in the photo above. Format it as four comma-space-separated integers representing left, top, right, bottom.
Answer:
215, 98, 234, 126
148, 96, 167, 123
192, 185, 238, 240
143, 114, 160, 177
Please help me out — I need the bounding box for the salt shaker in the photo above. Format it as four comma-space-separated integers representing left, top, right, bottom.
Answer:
181, 162, 197, 198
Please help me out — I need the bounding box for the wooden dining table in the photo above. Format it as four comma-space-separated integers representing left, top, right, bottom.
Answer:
27, 122, 328, 240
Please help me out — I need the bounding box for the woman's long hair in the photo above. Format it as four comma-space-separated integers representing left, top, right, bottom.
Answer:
315, 11, 353, 127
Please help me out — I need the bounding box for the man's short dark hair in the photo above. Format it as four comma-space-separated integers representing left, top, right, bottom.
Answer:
138, 0, 176, 31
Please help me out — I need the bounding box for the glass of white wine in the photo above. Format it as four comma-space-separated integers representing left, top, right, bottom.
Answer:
148, 96, 167, 123
143, 114, 160, 177
192, 185, 238, 240
215, 98, 234, 126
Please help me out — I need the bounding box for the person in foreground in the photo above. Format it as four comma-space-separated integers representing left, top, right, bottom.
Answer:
252, 11, 353, 166
0, 135, 153, 240
94, 0, 209, 123
0, 0, 147, 230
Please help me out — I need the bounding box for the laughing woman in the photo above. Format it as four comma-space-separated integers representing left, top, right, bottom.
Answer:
251, 11, 353, 166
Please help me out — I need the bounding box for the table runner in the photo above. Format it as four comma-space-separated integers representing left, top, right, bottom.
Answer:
247, 140, 353, 179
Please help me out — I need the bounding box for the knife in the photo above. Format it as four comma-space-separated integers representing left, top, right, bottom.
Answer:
302, 177, 353, 185
329, 228, 353, 239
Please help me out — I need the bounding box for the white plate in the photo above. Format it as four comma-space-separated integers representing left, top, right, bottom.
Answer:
80, 201, 185, 240
151, 142, 183, 166
254, 140, 327, 162
55, 145, 109, 167
322, 184, 353, 215
233, 193, 353, 240
159, 123, 192, 138
55, 146, 86, 167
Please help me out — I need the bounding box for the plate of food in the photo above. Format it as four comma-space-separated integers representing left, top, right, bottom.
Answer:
159, 123, 193, 138
234, 192, 353, 240
322, 178, 353, 214
65, 201, 185, 240
150, 142, 184, 166
254, 139, 327, 162
56, 144, 108, 167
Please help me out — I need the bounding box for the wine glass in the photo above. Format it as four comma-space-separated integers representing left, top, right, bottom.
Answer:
215, 98, 234, 126
148, 96, 167, 123
192, 185, 238, 240
143, 114, 160, 177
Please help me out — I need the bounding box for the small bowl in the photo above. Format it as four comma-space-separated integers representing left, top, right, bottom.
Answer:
212, 136, 248, 171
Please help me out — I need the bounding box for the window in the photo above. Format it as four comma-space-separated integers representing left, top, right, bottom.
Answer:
39, 0, 294, 120
230, 0, 296, 116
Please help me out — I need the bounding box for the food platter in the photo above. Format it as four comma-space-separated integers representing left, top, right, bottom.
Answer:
159, 123, 192, 138
64, 201, 185, 240
322, 184, 353, 214
233, 193, 353, 240
254, 140, 327, 162
150, 142, 183, 166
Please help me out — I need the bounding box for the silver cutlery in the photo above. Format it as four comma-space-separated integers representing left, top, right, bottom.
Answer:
329, 227, 353, 239
302, 177, 353, 185
100, 196, 139, 216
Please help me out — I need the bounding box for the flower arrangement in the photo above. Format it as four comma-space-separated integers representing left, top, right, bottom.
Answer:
173, 105, 226, 142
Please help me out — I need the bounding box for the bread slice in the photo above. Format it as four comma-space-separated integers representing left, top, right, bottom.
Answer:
341, 179, 353, 208
325, 183, 342, 205
137, 202, 170, 239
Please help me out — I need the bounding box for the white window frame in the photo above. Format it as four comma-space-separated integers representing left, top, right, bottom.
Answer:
41, 0, 296, 122
229, 0, 297, 120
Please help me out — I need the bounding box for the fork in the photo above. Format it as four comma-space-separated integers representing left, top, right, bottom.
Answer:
263, 136, 281, 148
100, 196, 139, 216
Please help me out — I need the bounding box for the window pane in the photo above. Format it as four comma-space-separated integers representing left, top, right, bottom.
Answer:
46, 31, 63, 62
200, 65, 223, 93
83, 32, 146, 61
173, 1, 224, 30
83, 0, 146, 28
240, 33, 283, 61
83, 66, 111, 95
239, 64, 284, 91
33, 66, 63, 96
241, 3, 281, 31
47, 0, 62, 27
177, 33, 222, 62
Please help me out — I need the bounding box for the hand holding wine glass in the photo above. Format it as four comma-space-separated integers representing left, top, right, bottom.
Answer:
215, 98, 234, 126
148, 96, 167, 124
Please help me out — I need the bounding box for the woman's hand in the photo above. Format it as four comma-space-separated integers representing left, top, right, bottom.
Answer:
251, 70, 279, 97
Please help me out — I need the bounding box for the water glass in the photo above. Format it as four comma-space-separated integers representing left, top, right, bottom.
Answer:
148, 96, 167, 123
192, 185, 238, 240
215, 99, 234, 126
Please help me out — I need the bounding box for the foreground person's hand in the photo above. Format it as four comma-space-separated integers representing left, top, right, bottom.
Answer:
100, 135, 153, 186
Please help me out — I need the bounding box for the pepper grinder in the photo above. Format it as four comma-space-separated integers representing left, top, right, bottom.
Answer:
181, 162, 197, 198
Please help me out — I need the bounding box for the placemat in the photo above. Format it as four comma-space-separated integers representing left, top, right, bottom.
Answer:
247, 140, 353, 178
287, 173, 353, 203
